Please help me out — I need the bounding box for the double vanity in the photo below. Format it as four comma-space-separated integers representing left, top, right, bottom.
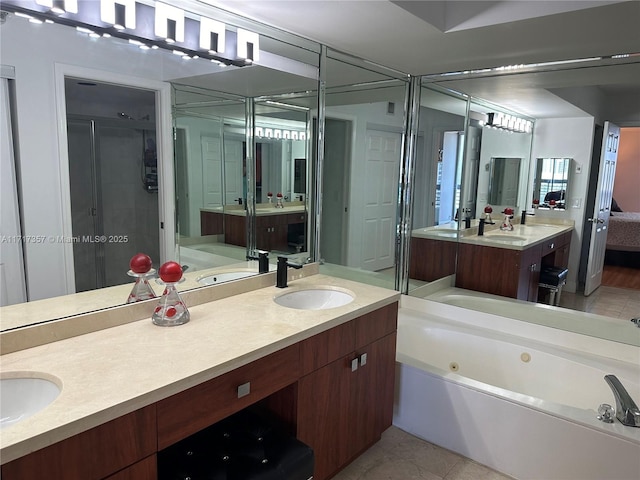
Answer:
411, 219, 573, 302
201, 202, 307, 252
0, 270, 400, 480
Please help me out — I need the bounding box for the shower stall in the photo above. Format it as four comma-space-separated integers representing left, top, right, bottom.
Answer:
67, 116, 160, 292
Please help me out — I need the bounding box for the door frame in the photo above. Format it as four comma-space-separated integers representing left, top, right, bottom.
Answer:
54, 64, 174, 293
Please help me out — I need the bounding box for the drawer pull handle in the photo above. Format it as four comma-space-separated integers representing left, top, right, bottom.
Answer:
359, 353, 368, 367
351, 358, 359, 372
237, 382, 251, 398
549, 243, 555, 249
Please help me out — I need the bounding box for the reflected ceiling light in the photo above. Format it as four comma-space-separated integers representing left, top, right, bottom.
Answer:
29, 17, 43, 24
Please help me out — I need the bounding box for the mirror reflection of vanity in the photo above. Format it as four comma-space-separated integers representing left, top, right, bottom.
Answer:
532, 157, 571, 209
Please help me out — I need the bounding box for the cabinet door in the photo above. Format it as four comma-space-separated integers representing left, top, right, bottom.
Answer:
297, 355, 353, 480
103, 455, 157, 480
517, 244, 542, 301
350, 332, 397, 456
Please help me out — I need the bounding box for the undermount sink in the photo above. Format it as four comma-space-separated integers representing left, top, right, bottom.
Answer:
274, 288, 354, 310
197, 271, 256, 285
484, 235, 528, 243
1, 376, 61, 429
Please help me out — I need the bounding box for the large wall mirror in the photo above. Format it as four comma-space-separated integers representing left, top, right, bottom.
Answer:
317, 49, 408, 291
0, 3, 320, 330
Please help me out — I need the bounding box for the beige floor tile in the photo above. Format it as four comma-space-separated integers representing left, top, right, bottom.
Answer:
444, 459, 515, 480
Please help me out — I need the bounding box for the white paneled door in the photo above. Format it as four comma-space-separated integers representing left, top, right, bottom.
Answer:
201, 135, 223, 208
584, 122, 620, 296
361, 129, 401, 272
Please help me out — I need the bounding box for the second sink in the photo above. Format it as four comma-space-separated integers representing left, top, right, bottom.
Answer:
1, 375, 61, 429
274, 288, 354, 310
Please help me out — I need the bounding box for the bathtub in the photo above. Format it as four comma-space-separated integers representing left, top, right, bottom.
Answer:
394, 296, 640, 480
425, 287, 640, 347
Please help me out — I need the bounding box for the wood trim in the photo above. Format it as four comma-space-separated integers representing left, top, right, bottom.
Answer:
103, 455, 157, 480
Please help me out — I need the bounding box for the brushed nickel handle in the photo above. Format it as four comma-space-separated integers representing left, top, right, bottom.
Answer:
237, 382, 251, 398
351, 358, 359, 372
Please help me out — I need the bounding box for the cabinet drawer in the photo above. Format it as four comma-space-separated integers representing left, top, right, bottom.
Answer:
286, 212, 307, 224
103, 455, 157, 480
1, 405, 156, 480
157, 344, 300, 450
541, 232, 570, 257
355, 302, 398, 349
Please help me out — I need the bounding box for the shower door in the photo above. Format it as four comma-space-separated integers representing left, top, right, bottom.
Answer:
67, 118, 160, 292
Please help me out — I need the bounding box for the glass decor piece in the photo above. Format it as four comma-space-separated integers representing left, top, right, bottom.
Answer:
153, 262, 190, 326
126, 268, 157, 303
127, 253, 157, 303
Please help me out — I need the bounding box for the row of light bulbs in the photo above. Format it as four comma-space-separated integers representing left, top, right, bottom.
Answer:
255, 127, 307, 141
484, 112, 533, 133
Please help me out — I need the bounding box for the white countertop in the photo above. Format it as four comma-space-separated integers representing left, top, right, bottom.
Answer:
201, 203, 306, 217
412, 220, 573, 250
0, 274, 399, 464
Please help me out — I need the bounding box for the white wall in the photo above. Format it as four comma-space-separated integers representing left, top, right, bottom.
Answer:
1, 18, 215, 300
529, 117, 596, 293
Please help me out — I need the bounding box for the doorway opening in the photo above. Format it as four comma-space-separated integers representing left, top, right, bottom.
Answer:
65, 78, 159, 292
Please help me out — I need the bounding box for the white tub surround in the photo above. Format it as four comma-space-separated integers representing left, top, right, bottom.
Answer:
395, 295, 640, 480
0, 274, 399, 465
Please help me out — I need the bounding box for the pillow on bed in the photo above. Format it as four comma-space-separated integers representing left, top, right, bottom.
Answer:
611, 198, 623, 213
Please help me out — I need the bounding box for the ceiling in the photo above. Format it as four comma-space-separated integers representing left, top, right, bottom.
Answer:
200, 0, 640, 122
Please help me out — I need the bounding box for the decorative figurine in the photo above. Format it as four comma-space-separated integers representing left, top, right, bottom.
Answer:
152, 261, 190, 326
500, 208, 514, 231
267, 191, 273, 204
276, 192, 284, 208
127, 253, 156, 303
484, 205, 495, 224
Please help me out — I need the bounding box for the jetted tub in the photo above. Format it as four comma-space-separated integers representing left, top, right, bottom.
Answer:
394, 296, 640, 480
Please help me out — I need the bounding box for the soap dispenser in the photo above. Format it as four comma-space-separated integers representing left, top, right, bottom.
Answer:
500, 208, 514, 231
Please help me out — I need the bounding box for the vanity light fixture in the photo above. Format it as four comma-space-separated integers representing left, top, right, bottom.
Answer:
486, 112, 533, 134
200, 17, 225, 54
101, 0, 135, 31
4, 0, 261, 68
36, 0, 77, 15
155, 2, 184, 44
237, 28, 259, 62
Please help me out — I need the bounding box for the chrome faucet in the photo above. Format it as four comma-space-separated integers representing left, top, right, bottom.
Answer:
276, 256, 303, 288
604, 375, 640, 427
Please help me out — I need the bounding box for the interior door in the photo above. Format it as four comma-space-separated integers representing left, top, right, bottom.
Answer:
361, 129, 401, 271
584, 121, 620, 295
201, 135, 223, 208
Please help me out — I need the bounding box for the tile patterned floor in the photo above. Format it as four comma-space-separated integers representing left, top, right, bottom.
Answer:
559, 285, 640, 321
332, 427, 514, 480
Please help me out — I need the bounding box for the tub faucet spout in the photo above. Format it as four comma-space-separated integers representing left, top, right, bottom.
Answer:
604, 375, 640, 427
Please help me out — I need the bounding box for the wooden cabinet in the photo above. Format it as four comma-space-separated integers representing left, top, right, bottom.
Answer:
456, 231, 570, 302
409, 237, 457, 281
156, 344, 301, 450
224, 214, 247, 247
2, 303, 398, 480
200, 211, 224, 236
256, 212, 307, 252
1, 406, 157, 480
297, 304, 398, 480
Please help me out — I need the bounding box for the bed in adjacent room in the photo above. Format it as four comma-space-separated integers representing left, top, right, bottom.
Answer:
606, 211, 640, 267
